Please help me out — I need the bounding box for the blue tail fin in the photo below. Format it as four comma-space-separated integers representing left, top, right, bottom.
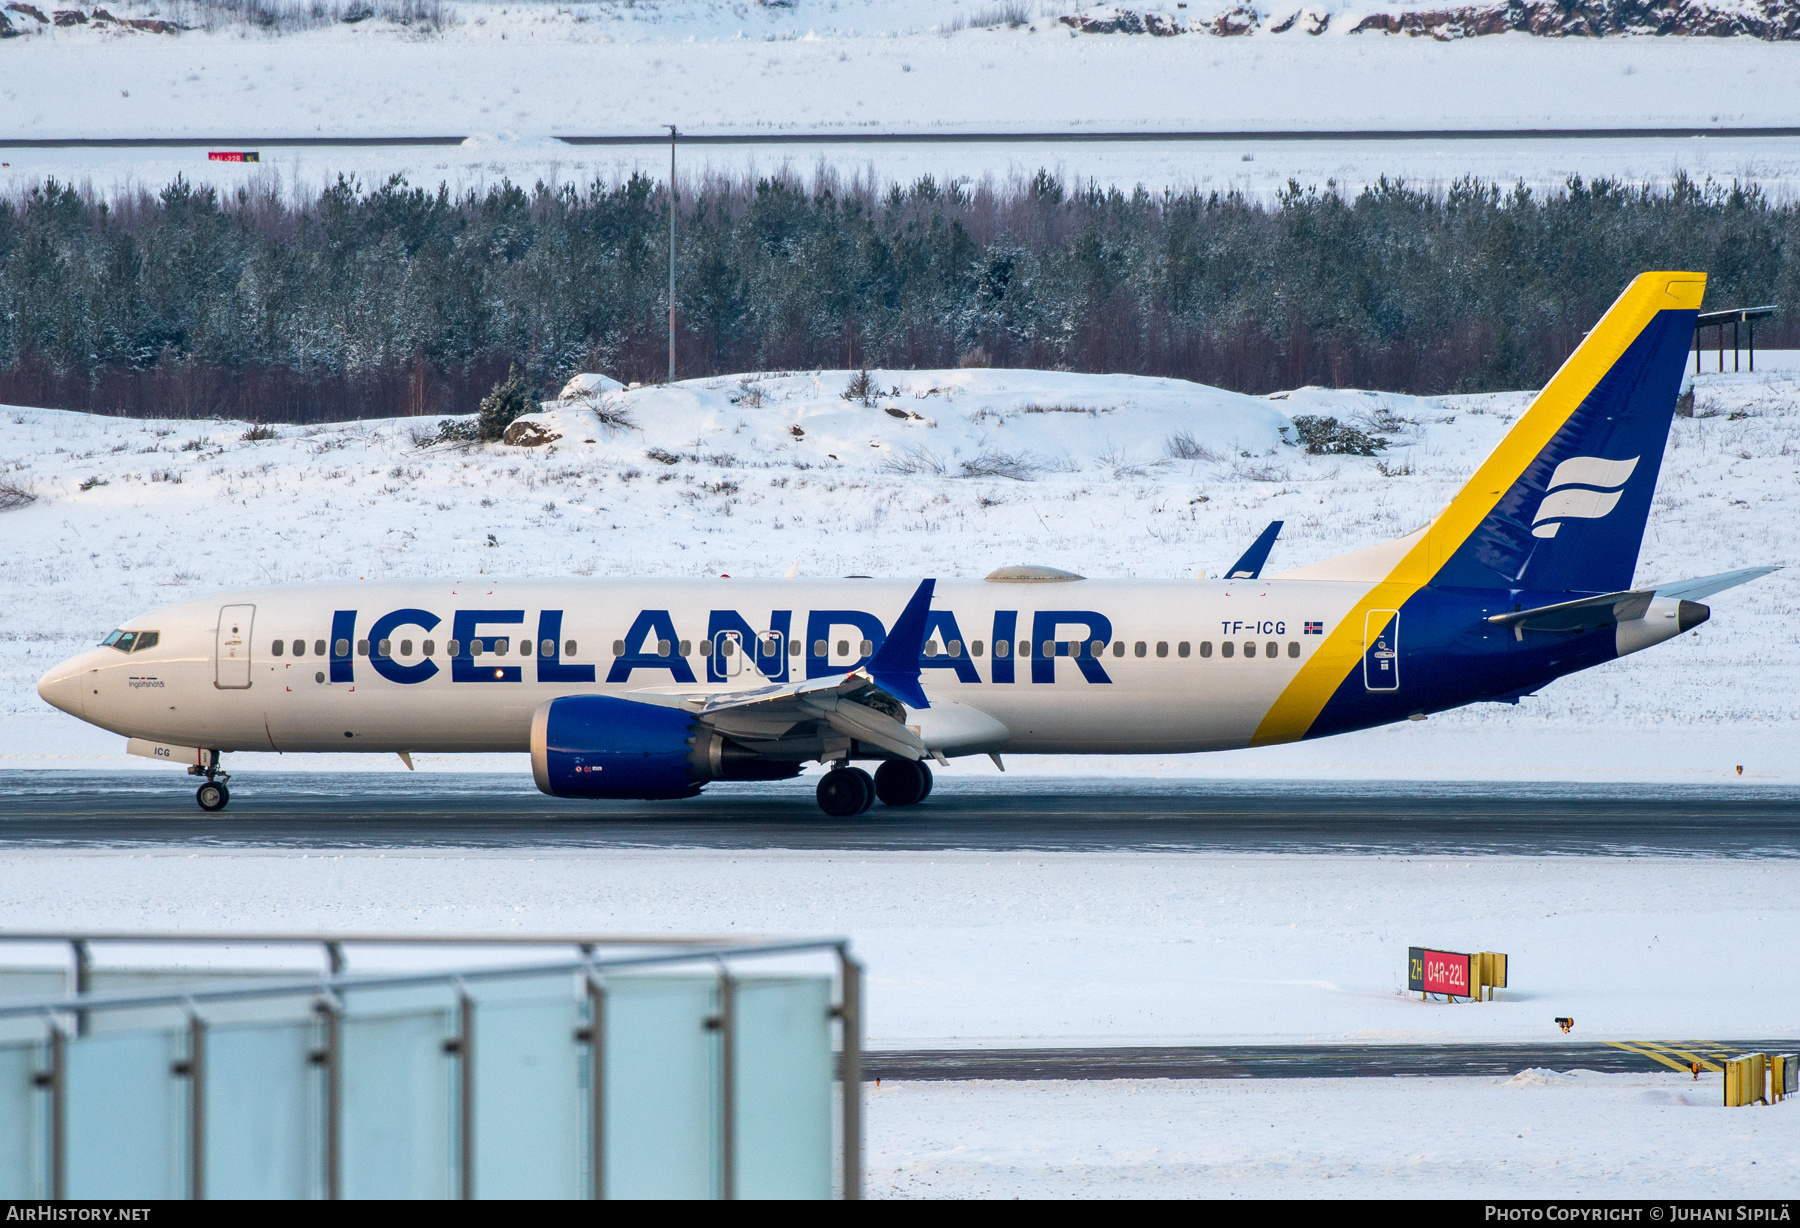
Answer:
1432, 274, 1705, 593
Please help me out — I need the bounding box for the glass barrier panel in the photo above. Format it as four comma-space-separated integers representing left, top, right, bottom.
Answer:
0, 1042, 44, 1198
340, 1008, 455, 1200
66, 1029, 188, 1199
603, 975, 720, 1200
204, 1019, 322, 1200
733, 976, 834, 1200
471, 995, 584, 1199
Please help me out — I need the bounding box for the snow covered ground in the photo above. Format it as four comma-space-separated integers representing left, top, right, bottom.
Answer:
7, 842, 1796, 1194
5, 848, 1798, 1047
866, 1071, 1797, 1198
2, 360, 1795, 781
5, 2, 1800, 198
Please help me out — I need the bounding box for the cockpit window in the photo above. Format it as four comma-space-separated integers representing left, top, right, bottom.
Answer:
101, 629, 159, 653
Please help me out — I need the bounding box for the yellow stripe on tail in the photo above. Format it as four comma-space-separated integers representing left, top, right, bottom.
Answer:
1251, 272, 1706, 747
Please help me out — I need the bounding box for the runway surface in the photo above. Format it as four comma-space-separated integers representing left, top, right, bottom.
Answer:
860, 1041, 1800, 1081
0, 773, 1797, 854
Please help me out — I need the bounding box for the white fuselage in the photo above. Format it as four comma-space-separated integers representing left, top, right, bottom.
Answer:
38, 577, 1377, 759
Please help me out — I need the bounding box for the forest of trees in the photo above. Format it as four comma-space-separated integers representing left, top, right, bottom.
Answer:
0, 168, 1793, 422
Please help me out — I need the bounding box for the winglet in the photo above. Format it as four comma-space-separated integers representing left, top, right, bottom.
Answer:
1227, 521, 1283, 580
865, 578, 935, 709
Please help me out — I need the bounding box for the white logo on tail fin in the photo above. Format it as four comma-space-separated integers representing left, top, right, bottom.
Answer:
1530, 455, 1639, 539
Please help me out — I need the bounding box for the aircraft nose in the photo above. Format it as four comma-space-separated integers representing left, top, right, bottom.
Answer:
37, 658, 88, 720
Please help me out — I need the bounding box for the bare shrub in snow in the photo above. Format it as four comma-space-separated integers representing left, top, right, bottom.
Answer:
957, 347, 992, 369
960, 450, 1040, 481
1166, 430, 1224, 463
0, 478, 36, 511
241, 423, 278, 441
645, 448, 681, 466
841, 369, 877, 406
880, 446, 948, 476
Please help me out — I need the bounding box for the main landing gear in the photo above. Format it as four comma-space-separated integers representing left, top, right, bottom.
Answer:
815, 760, 933, 817
189, 753, 231, 812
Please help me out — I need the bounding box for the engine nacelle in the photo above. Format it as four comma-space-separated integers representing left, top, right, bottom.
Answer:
530, 695, 705, 800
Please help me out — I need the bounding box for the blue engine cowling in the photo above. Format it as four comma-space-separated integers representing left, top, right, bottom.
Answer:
530, 695, 703, 800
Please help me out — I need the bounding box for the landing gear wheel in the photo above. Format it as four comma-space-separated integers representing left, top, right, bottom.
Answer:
817, 766, 875, 817
874, 759, 932, 807
196, 781, 229, 812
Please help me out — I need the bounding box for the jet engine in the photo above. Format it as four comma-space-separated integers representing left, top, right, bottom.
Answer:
529, 695, 799, 800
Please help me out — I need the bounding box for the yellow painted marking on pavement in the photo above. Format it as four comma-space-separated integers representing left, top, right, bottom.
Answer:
1605, 1041, 1699, 1074
1252, 272, 1706, 748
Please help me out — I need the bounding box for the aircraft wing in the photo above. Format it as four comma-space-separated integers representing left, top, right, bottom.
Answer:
627, 671, 928, 760
1226, 520, 1283, 580
1650, 566, 1780, 602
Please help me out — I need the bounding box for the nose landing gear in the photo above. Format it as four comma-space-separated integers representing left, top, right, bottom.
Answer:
188, 752, 231, 812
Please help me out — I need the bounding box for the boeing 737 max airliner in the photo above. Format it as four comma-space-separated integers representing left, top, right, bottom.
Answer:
36, 272, 1777, 814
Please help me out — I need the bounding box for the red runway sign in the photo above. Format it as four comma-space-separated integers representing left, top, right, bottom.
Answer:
1408, 946, 1471, 996
207, 151, 261, 162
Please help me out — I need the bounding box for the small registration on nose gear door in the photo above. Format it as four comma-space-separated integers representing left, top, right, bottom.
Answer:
216, 604, 256, 689
1363, 609, 1399, 692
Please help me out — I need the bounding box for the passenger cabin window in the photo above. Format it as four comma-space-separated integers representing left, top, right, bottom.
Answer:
314, 639, 326, 657
377, 639, 392, 658
1287, 641, 1300, 658
612, 640, 626, 657
1266, 641, 1278, 659
972, 640, 984, 657
1178, 642, 1190, 658
445, 640, 461, 657
400, 640, 413, 657
1019, 641, 1031, 658
835, 640, 848, 657
924, 641, 939, 658
1199, 641, 1213, 658
859, 639, 874, 656
292, 639, 305, 657
521, 639, 533, 657
1112, 641, 1124, 658
1134, 642, 1146, 658
494, 639, 508, 656
1244, 642, 1256, 658
994, 640, 1009, 659
423, 640, 436, 657
565, 641, 577, 657
789, 640, 801, 657
471, 640, 484, 657
1041, 640, 1055, 659
541, 639, 556, 657
271, 640, 284, 657
950, 640, 964, 658
662, 639, 676, 658
335, 639, 350, 658
1221, 642, 1234, 658
1156, 642, 1169, 658
357, 640, 370, 657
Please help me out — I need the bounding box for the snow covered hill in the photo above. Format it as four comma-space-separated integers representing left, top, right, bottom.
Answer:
2, 362, 1795, 781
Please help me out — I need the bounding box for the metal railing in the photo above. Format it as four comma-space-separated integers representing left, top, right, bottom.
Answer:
0, 933, 862, 1200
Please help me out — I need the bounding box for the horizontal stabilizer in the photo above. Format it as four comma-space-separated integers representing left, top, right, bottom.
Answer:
1226, 521, 1283, 580
1486, 590, 1654, 633
1651, 566, 1780, 602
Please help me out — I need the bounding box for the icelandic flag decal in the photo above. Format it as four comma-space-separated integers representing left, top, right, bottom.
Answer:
1304, 621, 1324, 635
